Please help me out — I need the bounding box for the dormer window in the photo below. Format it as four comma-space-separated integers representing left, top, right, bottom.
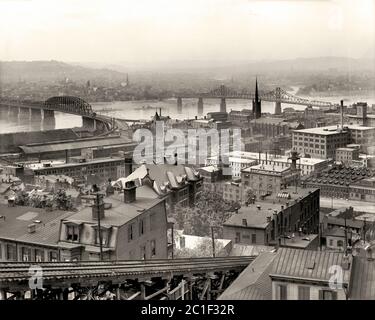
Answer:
92, 226, 112, 247
64, 222, 82, 242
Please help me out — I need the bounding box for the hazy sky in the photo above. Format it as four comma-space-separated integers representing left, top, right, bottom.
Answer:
0, 0, 374, 63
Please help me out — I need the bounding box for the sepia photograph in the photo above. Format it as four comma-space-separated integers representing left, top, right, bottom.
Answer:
0, 0, 375, 311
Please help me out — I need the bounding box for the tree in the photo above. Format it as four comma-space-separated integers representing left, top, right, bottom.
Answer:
170, 192, 237, 238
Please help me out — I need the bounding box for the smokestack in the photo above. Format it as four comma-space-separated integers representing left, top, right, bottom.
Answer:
124, 180, 136, 203
340, 100, 344, 130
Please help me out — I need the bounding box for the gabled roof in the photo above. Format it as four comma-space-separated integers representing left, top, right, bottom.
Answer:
270, 248, 352, 284
218, 252, 277, 300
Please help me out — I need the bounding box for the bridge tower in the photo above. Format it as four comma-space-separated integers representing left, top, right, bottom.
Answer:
220, 98, 226, 113
42, 109, 55, 131
252, 78, 261, 119
177, 97, 182, 113
274, 87, 282, 115
197, 97, 204, 115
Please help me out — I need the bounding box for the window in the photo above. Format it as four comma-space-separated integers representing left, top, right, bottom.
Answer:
66, 225, 79, 241
329, 239, 333, 246
319, 290, 337, 300
235, 232, 241, 243
337, 240, 344, 247
22, 247, 31, 262
49, 251, 58, 262
128, 224, 134, 242
35, 249, 44, 262
140, 245, 146, 260
151, 240, 156, 257
251, 234, 257, 244
95, 228, 108, 246
277, 284, 287, 300
298, 286, 310, 300
139, 219, 144, 236
6, 244, 16, 261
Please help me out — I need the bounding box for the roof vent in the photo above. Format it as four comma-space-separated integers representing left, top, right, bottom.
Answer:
27, 223, 36, 234
307, 260, 315, 270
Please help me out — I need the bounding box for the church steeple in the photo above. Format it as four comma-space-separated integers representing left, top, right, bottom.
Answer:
253, 77, 262, 119
255, 77, 259, 102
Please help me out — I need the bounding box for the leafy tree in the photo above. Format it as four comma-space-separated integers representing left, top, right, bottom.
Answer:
170, 192, 237, 238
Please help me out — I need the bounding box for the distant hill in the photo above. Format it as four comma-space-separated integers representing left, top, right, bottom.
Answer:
0, 60, 127, 83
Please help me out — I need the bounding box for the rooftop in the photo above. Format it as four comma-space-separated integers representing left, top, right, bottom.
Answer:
218, 252, 277, 300
294, 125, 375, 135
270, 248, 352, 284
242, 164, 291, 173
350, 256, 375, 300
19, 136, 135, 154
0, 204, 72, 246
228, 151, 328, 166
63, 186, 162, 227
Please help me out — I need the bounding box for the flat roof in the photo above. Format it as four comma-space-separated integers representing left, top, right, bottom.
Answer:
294, 125, 375, 135
19, 136, 135, 154
243, 164, 290, 173
228, 151, 328, 166
31, 157, 124, 171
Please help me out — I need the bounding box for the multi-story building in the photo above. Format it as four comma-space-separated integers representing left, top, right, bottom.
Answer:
223, 187, 320, 246
293, 124, 375, 159
270, 248, 351, 300
250, 117, 304, 138
348, 102, 375, 127
220, 247, 375, 300
223, 151, 330, 177
18, 135, 136, 161
335, 147, 359, 166
241, 164, 300, 200
0, 183, 169, 262
222, 181, 242, 204
292, 126, 350, 159
113, 163, 203, 210
29, 156, 131, 183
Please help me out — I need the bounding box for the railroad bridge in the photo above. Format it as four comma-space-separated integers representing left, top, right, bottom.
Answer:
175, 84, 339, 115
0, 96, 116, 132
0, 256, 254, 300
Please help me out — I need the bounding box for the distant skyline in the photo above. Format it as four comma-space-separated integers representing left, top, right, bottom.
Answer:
0, 0, 374, 64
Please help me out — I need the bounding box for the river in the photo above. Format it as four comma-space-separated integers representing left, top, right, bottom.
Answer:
1, 88, 375, 133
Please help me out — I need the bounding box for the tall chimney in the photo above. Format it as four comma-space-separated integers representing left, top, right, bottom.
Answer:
92, 194, 105, 220
124, 180, 136, 203
340, 100, 344, 130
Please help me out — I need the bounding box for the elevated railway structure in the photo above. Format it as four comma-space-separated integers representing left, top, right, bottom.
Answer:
0, 256, 254, 300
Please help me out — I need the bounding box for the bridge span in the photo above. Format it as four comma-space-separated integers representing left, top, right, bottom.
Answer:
0, 96, 117, 133
0, 256, 254, 300
175, 84, 339, 115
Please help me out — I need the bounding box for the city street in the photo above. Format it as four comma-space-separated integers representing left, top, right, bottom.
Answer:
320, 197, 375, 214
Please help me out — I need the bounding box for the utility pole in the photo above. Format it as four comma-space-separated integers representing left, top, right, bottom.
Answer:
344, 214, 348, 255
171, 223, 174, 259
211, 226, 216, 258
96, 193, 103, 261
